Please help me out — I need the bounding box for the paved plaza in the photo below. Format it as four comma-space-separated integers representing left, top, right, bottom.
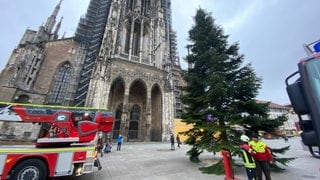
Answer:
64, 137, 320, 180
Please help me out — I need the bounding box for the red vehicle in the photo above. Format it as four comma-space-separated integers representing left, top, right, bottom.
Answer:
0, 102, 115, 180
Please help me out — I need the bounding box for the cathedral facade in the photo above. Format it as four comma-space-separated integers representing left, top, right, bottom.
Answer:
0, 0, 184, 142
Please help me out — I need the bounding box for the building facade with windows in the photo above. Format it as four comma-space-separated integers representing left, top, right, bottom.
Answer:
257, 100, 298, 136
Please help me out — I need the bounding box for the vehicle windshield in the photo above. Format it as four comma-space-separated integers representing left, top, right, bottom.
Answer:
305, 57, 320, 106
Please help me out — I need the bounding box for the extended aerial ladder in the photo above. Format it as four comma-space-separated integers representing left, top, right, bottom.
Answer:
0, 102, 115, 179
0, 102, 115, 147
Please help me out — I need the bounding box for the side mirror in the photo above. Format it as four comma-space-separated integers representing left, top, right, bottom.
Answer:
286, 80, 309, 114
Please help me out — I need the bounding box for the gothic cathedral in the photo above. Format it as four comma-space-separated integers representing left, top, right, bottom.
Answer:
0, 0, 184, 142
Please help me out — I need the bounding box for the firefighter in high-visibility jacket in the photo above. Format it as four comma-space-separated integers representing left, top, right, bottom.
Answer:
240, 134, 257, 180
249, 133, 273, 180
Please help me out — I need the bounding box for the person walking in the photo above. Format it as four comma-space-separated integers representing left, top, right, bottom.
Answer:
240, 135, 257, 180
176, 134, 182, 148
249, 133, 273, 180
170, 134, 175, 150
117, 134, 123, 151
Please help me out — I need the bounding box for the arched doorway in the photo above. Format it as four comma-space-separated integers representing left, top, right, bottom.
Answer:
108, 77, 125, 139
128, 80, 147, 141
150, 84, 162, 141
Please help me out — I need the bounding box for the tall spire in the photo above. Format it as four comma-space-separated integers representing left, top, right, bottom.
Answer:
44, 0, 62, 33
53, 17, 63, 40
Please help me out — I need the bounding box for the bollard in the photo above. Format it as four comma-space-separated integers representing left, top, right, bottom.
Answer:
221, 149, 240, 180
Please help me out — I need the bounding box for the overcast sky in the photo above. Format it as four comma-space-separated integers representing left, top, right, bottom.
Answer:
1, 0, 320, 105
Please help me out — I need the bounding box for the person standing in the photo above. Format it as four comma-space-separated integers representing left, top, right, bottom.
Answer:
170, 134, 175, 150
103, 141, 112, 153
97, 134, 104, 157
240, 135, 257, 180
249, 133, 273, 180
117, 134, 123, 151
176, 134, 182, 148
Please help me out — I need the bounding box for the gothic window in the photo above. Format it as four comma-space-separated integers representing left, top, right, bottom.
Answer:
27, 78, 32, 86
124, 20, 141, 57
130, 104, 140, 121
142, 0, 150, 15
48, 63, 72, 105
127, 0, 134, 11
132, 22, 141, 56
35, 58, 40, 66
125, 22, 131, 54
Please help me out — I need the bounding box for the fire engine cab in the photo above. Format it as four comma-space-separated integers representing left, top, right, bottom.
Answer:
0, 102, 115, 180
286, 40, 320, 158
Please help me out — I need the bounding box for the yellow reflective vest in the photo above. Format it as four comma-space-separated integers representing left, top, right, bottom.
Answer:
249, 140, 273, 161
241, 149, 256, 168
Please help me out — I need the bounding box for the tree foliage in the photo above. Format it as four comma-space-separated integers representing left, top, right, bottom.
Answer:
180, 8, 290, 172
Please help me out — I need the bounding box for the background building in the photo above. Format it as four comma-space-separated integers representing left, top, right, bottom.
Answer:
257, 100, 298, 137
0, 0, 184, 142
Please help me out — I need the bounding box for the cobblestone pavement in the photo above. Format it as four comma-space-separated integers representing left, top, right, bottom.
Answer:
59, 137, 320, 180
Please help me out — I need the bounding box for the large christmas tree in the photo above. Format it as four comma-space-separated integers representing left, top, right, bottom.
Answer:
180, 8, 292, 173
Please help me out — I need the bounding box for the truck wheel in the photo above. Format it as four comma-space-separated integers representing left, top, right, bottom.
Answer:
9, 159, 48, 180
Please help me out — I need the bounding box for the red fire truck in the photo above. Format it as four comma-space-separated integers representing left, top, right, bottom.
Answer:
0, 102, 115, 179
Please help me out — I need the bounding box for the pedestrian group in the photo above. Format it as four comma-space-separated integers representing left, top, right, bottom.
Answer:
95, 133, 124, 156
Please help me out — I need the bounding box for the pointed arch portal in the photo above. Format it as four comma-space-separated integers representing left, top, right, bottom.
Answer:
108, 77, 125, 139
150, 84, 162, 141
128, 80, 147, 140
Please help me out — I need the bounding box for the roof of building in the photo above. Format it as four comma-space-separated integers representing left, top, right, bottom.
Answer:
256, 100, 291, 110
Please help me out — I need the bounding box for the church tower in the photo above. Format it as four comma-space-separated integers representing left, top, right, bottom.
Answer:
0, 0, 88, 139
74, 0, 183, 141
0, 0, 86, 105
0, 0, 184, 142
